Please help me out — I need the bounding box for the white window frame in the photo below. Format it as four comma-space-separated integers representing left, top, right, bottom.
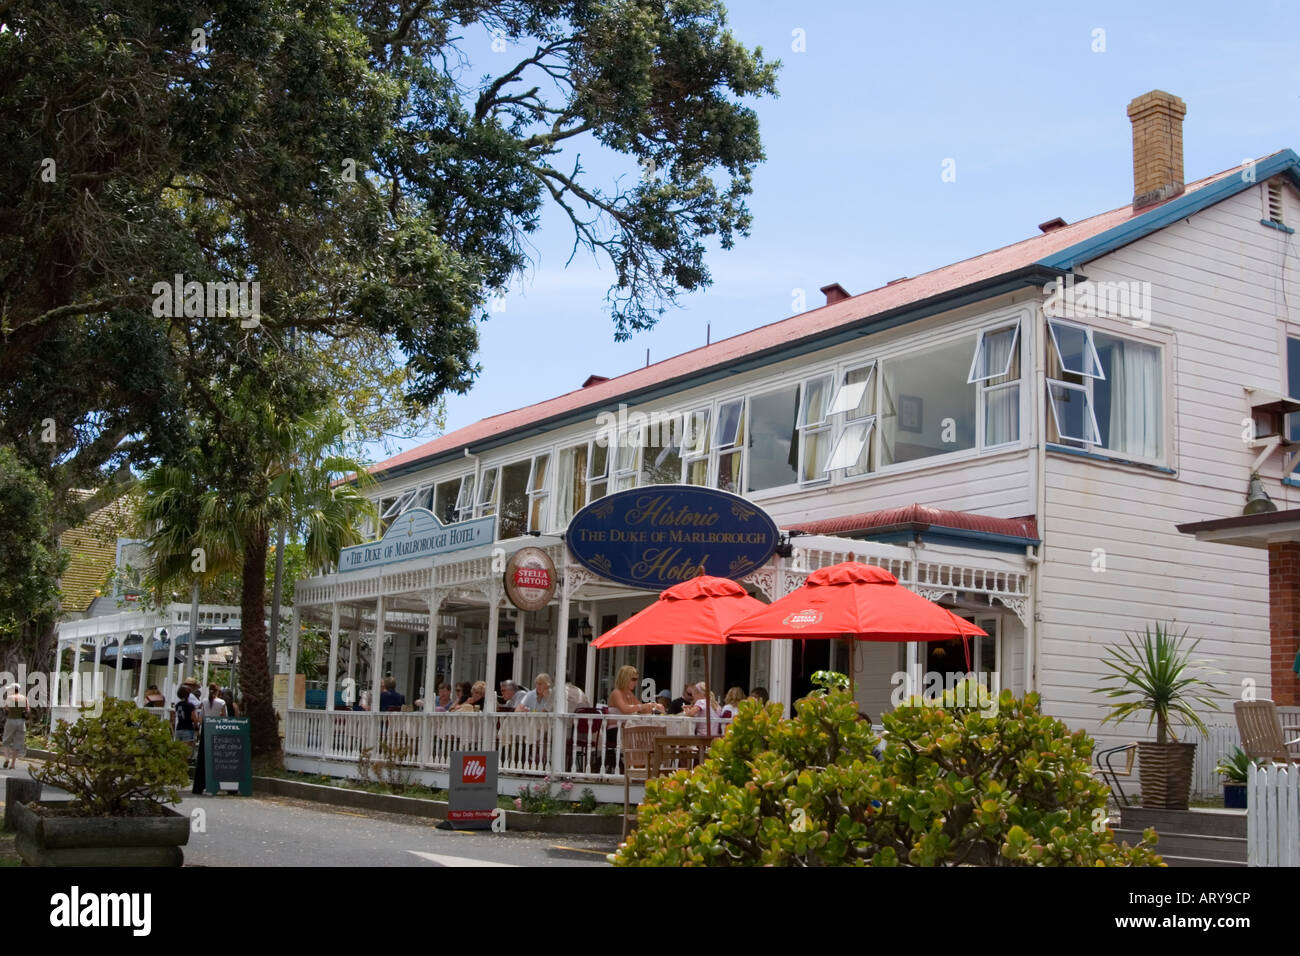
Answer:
797, 373, 834, 486
743, 381, 803, 494
1047, 319, 1105, 380
475, 466, 499, 518
825, 362, 877, 476
714, 398, 745, 491
682, 406, 711, 486
968, 323, 1021, 384
454, 474, 476, 522
1046, 318, 1165, 463
612, 427, 641, 492
971, 321, 1022, 450
526, 453, 551, 533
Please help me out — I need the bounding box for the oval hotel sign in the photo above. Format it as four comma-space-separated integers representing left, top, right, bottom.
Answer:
566, 485, 779, 590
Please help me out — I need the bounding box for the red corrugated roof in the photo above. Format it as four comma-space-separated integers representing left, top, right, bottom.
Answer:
372, 162, 1248, 477
785, 505, 1038, 541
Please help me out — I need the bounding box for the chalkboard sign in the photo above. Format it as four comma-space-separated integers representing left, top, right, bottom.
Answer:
204, 717, 252, 796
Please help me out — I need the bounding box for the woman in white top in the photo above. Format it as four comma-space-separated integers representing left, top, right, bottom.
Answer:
719, 686, 746, 719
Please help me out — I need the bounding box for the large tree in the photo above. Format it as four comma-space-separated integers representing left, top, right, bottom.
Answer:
0, 0, 779, 522
0, 444, 66, 670
0, 0, 777, 731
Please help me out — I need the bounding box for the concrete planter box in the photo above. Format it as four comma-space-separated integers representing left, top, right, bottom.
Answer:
11, 801, 190, 867
254, 775, 623, 835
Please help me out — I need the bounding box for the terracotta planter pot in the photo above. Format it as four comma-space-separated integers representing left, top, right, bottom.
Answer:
1136, 741, 1196, 810
10, 801, 190, 867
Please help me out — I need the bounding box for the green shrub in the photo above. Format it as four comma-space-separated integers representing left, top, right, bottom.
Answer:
614, 685, 1163, 867
31, 698, 190, 815
576, 787, 599, 813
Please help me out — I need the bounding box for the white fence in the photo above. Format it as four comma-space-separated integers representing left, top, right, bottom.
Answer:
1248, 763, 1300, 866
284, 709, 726, 785
1183, 706, 1300, 799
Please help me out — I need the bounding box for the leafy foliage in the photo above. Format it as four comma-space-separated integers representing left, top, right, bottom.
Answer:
0, 445, 66, 662
31, 698, 191, 815
0, 0, 778, 527
139, 397, 376, 757
1095, 623, 1224, 745
614, 687, 1164, 867
1215, 746, 1252, 785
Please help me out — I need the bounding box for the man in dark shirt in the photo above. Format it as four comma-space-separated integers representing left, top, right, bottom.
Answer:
379, 676, 405, 712
667, 682, 696, 715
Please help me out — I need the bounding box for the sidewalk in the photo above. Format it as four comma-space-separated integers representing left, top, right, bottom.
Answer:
0, 761, 613, 868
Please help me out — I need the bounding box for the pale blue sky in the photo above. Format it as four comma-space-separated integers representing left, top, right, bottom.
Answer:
375, 0, 1300, 461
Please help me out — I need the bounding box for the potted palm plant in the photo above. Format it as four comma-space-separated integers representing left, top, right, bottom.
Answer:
14, 698, 192, 866
1214, 747, 1251, 809
1095, 623, 1223, 810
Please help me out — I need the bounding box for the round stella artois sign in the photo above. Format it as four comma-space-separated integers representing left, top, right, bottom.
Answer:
782, 608, 823, 629
504, 547, 556, 612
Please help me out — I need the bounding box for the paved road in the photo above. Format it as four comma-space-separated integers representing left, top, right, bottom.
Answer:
1, 761, 615, 868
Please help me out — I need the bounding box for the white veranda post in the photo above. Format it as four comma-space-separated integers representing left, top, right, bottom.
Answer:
484, 586, 500, 714
136, 632, 153, 706
550, 552, 571, 774
114, 634, 125, 699
286, 605, 301, 714
371, 594, 385, 745
326, 602, 340, 713
423, 591, 440, 714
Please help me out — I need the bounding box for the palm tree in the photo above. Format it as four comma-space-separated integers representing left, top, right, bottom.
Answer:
140, 406, 375, 757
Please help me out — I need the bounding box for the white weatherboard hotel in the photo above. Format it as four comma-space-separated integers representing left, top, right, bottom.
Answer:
55, 91, 1300, 799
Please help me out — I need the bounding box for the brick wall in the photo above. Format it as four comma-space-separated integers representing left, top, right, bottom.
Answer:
1268, 542, 1300, 706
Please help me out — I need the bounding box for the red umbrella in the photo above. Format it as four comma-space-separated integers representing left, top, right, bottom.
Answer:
593, 574, 767, 736
726, 561, 985, 698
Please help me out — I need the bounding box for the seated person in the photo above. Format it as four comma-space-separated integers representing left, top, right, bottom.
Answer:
750, 686, 769, 704
453, 681, 472, 707
499, 680, 528, 711
515, 674, 553, 713
433, 684, 453, 712
720, 686, 746, 718
607, 665, 665, 715
667, 682, 696, 715
452, 680, 487, 712
379, 676, 405, 712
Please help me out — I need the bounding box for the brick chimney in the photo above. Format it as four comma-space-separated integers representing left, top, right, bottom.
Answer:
820, 283, 850, 306
1127, 90, 1187, 209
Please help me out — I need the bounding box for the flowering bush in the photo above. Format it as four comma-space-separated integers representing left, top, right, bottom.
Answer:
517, 776, 564, 814
614, 686, 1163, 867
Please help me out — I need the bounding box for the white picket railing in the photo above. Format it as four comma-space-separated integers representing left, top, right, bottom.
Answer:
1248, 763, 1300, 866
283, 709, 717, 785
1189, 724, 1240, 798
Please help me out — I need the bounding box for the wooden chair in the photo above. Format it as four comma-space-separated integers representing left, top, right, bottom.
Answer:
1233, 700, 1300, 764
649, 735, 709, 778
570, 707, 606, 774
621, 724, 665, 841
1093, 741, 1138, 807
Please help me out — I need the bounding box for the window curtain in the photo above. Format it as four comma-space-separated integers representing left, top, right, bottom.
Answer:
985, 386, 1018, 446
1107, 340, 1161, 458
982, 330, 1017, 446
